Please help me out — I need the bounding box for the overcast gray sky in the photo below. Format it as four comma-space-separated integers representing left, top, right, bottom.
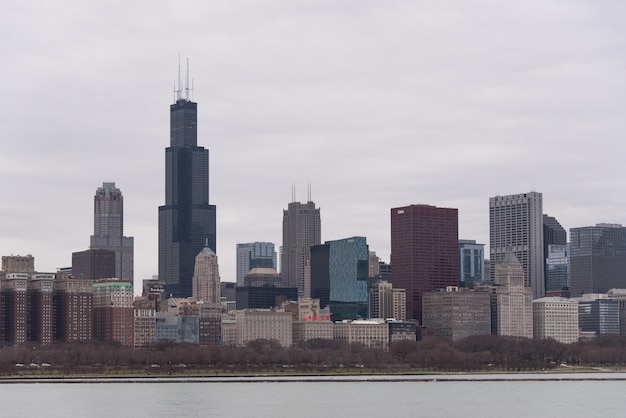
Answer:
1, 1, 625, 291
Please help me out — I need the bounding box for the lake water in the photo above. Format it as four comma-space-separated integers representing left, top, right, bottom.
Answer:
1, 373, 624, 417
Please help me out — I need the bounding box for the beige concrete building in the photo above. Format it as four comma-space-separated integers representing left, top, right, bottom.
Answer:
2, 254, 35, 274
422, 286, 491, 341
333, 319, 389, 349
192, 246, 220, 305
493, 253, 533, 338
369, 281, 406, 321
368, 251, 380, 277
234, 309, 292, 347
293, 321, 334, 345
532, 297, 579, 343
221, 318, 237, 346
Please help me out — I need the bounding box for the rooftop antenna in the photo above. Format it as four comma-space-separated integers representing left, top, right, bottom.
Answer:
185, 58, 190, 101
176, 53, 183, 102
307, 181, 312, 202
292, 184, 296, 202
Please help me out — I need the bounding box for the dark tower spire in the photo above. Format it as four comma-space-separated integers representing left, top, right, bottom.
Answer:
159, 58, 217, 298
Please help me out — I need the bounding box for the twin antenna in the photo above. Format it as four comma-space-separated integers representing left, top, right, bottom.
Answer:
173, 54, 194, 102
291, 181, 313, 203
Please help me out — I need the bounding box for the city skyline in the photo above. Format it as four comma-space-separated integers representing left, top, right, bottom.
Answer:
2, 2, 625, 292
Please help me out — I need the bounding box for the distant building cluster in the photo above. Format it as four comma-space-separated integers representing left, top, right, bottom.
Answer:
4, 80, 626, 350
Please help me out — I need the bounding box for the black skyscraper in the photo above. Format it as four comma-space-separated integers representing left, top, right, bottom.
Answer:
159, 81, 216, 298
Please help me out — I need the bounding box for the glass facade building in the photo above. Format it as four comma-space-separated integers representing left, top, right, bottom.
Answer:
236, 242, 277, 286
578, 299, 620, 335
159, 97, 217, 298
545, 244, 569, 292
310, 236, 369, 321
459, 239, 484, 287
570, 224, 626, 296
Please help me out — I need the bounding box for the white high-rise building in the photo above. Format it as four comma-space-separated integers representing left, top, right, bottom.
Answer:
489, 191, 544, 299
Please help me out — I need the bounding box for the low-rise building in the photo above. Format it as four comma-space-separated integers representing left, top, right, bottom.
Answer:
234, 309, 292, 347
422, 286, 491, 341
333, 319, 389, 349
532, 297, 579, 343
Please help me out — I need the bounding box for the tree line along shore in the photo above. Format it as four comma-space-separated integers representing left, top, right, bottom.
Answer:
2, 334, 626, 377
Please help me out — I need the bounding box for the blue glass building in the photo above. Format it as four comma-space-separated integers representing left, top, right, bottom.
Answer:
459, 239, 484, 287
310, 236, 369, 321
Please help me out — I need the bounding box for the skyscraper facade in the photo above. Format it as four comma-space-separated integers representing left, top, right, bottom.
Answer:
192, 246, 220, 305
90, 182, 134, 282
310, 236, 369, 321
459, 239, 485, 287
159, 83, 217, 298
545, 244, 570, 292
391, 204, 459, 323
489, 192, 545, 299
543, 214, 567, 291
235, 242, 277, 286
569, 223, 626, 296
281, 200, 321, 297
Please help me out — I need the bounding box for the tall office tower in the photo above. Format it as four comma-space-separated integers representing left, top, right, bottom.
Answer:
235, 242, 277, 286
281, 195, 321, 297
192, 246, 220, 305
489, 192, 545, 299
459, 239, 485, 288
310, 236, 370, 321
391, 204, 459, 324
545, 244, 570, 292
368, 251, 380, 277
570, 223, 626, 296
159, 67, 217, 298
493, 253, 533, 338
543, 214, 566, 290
89, 183, 134, 282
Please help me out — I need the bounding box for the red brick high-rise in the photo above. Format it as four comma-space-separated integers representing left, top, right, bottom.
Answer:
391, 204, 459, 324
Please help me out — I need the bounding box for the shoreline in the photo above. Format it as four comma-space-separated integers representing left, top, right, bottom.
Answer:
1, 368, 626, 384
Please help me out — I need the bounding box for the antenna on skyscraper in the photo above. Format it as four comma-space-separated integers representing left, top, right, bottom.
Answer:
292, 184, 296, 202
176, 53, 183, 102
185, 58, 190, 101
307, 181, 311, 202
